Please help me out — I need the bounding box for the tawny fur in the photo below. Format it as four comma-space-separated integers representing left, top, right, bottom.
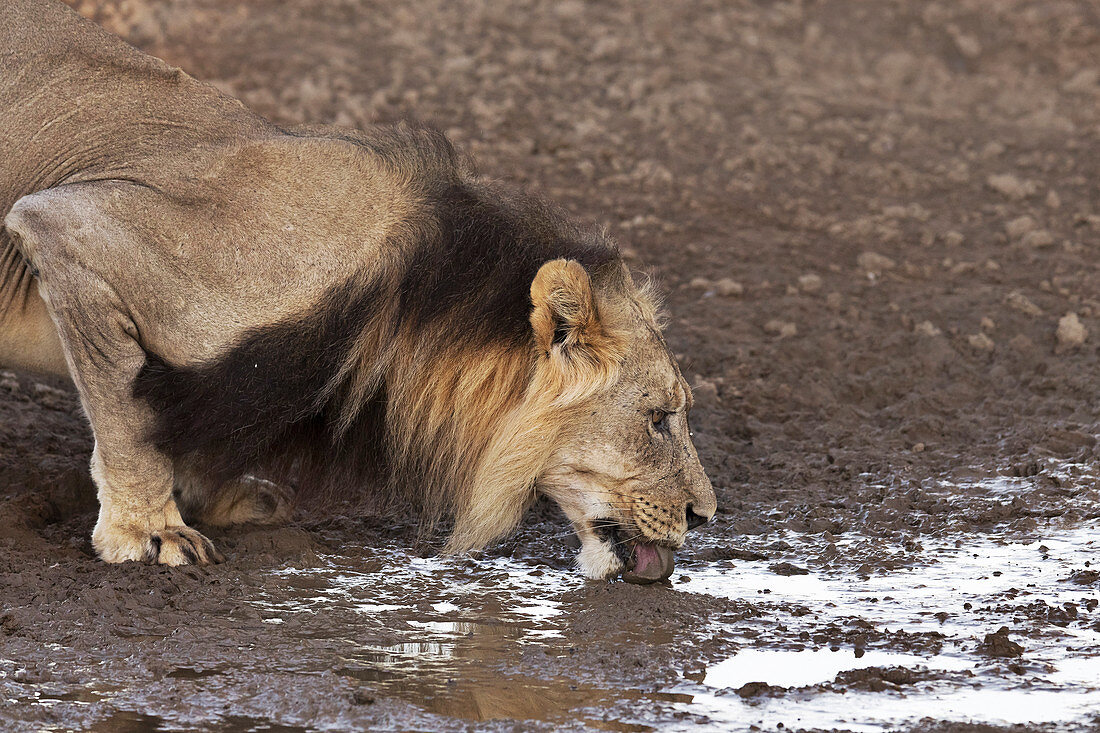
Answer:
0, 0, 716, 572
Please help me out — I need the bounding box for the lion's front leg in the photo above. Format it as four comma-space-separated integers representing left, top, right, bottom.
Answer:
70, 337, 225, 565
91, 446, 224, 565
74, 351, 225, 566
6, 183, 223, 566
70, 329, 224, 565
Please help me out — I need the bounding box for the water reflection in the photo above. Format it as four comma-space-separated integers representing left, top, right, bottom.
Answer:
338, 619, 626, 723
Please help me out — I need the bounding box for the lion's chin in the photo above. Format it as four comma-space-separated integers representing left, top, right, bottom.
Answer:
577, 538, 625, 580
576, 536, 676, 583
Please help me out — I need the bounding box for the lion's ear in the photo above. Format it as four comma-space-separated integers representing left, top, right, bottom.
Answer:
530, 259, 603, 354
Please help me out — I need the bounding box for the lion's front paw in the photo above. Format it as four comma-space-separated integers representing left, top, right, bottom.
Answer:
147, 527, 225, 565
200, 476, 293, 527
94, 521, 224, 566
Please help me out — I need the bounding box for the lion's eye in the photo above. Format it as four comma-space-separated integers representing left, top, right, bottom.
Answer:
650, 409, 670, 429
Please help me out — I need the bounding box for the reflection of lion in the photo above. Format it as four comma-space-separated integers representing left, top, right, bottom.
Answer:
0, 0, 715, 580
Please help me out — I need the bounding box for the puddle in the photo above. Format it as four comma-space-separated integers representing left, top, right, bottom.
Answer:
257, 553, 582, 631
679, 525, 1100, 635
240, 471, 1100, 730
683, 686, 1100, 733
14, 469, 1095, 731
673, 521, 1100, 729
701, 648, 973, 689
334, 612, 663, 725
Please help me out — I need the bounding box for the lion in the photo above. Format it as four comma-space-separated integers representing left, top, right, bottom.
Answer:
0, 0, 716, 582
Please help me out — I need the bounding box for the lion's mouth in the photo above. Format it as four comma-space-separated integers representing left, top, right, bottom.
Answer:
594, 522, 675, 584
623, 542, 675, 583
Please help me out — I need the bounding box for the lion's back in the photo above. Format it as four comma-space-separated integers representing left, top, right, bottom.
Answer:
0, 0, 275, 378
1, 0, 273, 216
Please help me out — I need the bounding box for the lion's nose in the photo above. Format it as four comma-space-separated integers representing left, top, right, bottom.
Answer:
686, 503, 710, 530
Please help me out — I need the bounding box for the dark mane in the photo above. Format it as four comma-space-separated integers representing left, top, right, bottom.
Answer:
401, 180, 617, 348
132, 272, 388, 486
133, 125, 620, 511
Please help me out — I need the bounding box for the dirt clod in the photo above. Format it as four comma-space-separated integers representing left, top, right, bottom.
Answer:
986, 174, 1033, 200
967, 333, 994, 352
1005, 216, 1037, 239
763, 320, 797, 338
978, 627, 1024, 658
1055, 312, 1088, 353
798, 274, 823, 293
769, 562, 810, 577
857, 251, 896, 273
1005, 291, 1043, 317
714, 278, 744, 297
734, 681, 784, 698
915, 321, 942, 337
1020, 230, 1055, 249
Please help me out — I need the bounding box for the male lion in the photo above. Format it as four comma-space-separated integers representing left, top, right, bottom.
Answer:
0, 0, 716, 582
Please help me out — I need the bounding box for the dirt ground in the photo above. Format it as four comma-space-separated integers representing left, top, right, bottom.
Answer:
3, 1, 1100, 731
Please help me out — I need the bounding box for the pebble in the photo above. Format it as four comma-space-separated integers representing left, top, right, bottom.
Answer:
951, 31, 982, 59
857, 251, 896, 273
1005, 291, 1043, 316
1005, 216, 1037, 239
1009, 334, 1034, 354
689, 277, 711, 290
1062, 68, 1100, 94
967, 333, 995, 352
875, 51, 918, 87
1045, 190, 1061, 209
1055, 312, 1088, 353
914, 321, 942, 337
979, 627, 1024, 657
763, 319, 797, 338
981, 141, 1006, 159
980, 317, 996, 332
1020, 229, 1055, 248
714, 278, 744, 297
797, 273, 823, 293
692, 379, 719, 406
944, 231, 965, 247
986, 173, 1031, 200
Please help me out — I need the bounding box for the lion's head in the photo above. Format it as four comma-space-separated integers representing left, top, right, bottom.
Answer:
439, 247, 715, 583
526, 259, 715, 582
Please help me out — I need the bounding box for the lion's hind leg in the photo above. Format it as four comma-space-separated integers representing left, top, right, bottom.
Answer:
0, 232, 68, 378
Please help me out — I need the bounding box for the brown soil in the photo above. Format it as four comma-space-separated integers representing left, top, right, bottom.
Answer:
3, 1, 1100, 731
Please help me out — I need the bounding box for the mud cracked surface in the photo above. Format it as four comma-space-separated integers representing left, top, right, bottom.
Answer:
3, 1, 1100, 730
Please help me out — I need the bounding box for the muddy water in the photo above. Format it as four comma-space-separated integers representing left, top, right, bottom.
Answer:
682, 527, 1100, 731
4, 464, 1099, 732
222, 475, 1100, 731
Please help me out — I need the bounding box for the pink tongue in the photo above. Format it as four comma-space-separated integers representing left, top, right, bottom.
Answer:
620, 542, 675, 584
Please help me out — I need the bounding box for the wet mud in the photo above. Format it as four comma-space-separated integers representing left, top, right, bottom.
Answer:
3, 0, 1100, 730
